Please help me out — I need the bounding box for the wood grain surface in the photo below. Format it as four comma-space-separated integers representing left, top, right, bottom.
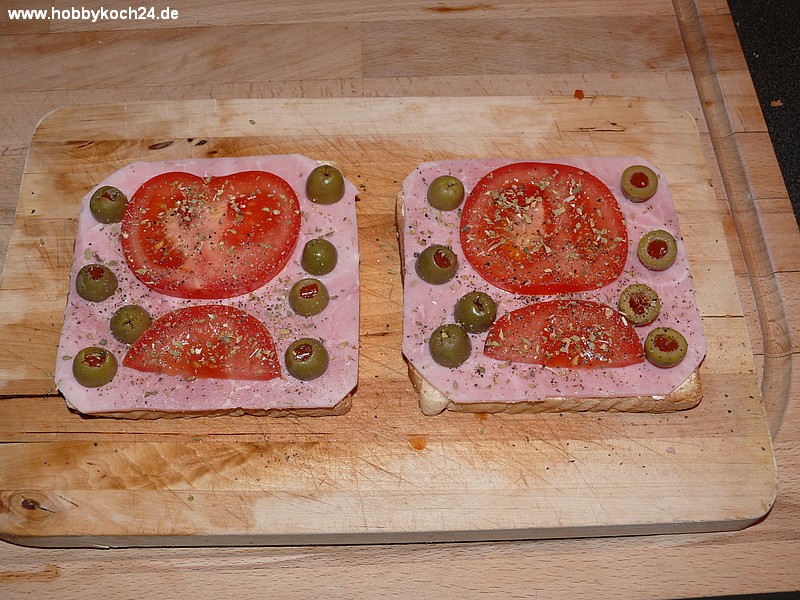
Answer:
0, 95, 776, 547
1, 0, 798, 597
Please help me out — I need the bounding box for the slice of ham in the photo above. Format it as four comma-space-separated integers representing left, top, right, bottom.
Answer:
401, 157, 707, 405
55, 154, 359, 416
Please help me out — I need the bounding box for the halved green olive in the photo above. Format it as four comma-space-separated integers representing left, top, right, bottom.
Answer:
72, 346, 118, 388
110, 304, 152, 344
76, 264, 118, 302
618, 283, 660, 326
415, 244, 458, 285
285, 338, 329, 381
621, 165, 658, 202
637, 229, 678, 271
306, 165, 345, 205
301, 238, 338, 276
89, 186, 128, 224
288, 278, 330, 317
429, 323, 471, 368
454, 291, 497, 334
427, 175, 465, 211
644, 327, 688, 368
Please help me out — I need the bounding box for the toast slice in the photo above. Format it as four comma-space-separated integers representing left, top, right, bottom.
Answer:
55, 154, 359, 418
397, 158, 705, 416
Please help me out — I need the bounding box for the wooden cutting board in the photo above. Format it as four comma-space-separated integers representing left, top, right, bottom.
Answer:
0, 97, 777, 547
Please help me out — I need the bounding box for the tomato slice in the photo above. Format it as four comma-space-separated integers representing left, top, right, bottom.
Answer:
123, 305, 281, 380
460, 162, 628, 294
122, 171, 300, 299
484, 300, 644, 368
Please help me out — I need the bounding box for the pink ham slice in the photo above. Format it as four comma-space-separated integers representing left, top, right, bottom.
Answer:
54, 154, 359, 417
400, 157, 706, 405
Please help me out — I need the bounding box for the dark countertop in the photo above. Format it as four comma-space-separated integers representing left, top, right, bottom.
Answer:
728, 0, 800, 224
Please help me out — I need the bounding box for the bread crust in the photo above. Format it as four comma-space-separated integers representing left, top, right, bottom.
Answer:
396, 190, 703, 416
406, 359, 701, 416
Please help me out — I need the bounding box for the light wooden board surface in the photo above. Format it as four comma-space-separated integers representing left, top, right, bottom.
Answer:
1, 0, 798, 597
0, 95, 777, 545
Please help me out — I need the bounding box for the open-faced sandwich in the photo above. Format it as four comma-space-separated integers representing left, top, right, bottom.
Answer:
398, 158, 706, 416
55, 154, 359, 418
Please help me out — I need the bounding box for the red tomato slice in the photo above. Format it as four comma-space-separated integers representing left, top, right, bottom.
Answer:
122, 171, 300, 299
484, 299, 644, 368
460, 162, 628, 294
123, 305, 281, 380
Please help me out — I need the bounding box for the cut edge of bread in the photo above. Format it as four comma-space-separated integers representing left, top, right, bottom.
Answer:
395, 189, 704, 417
406, 359, 702, 416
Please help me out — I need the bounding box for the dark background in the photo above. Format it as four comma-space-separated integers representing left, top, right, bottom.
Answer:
728, 0, 800, 224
